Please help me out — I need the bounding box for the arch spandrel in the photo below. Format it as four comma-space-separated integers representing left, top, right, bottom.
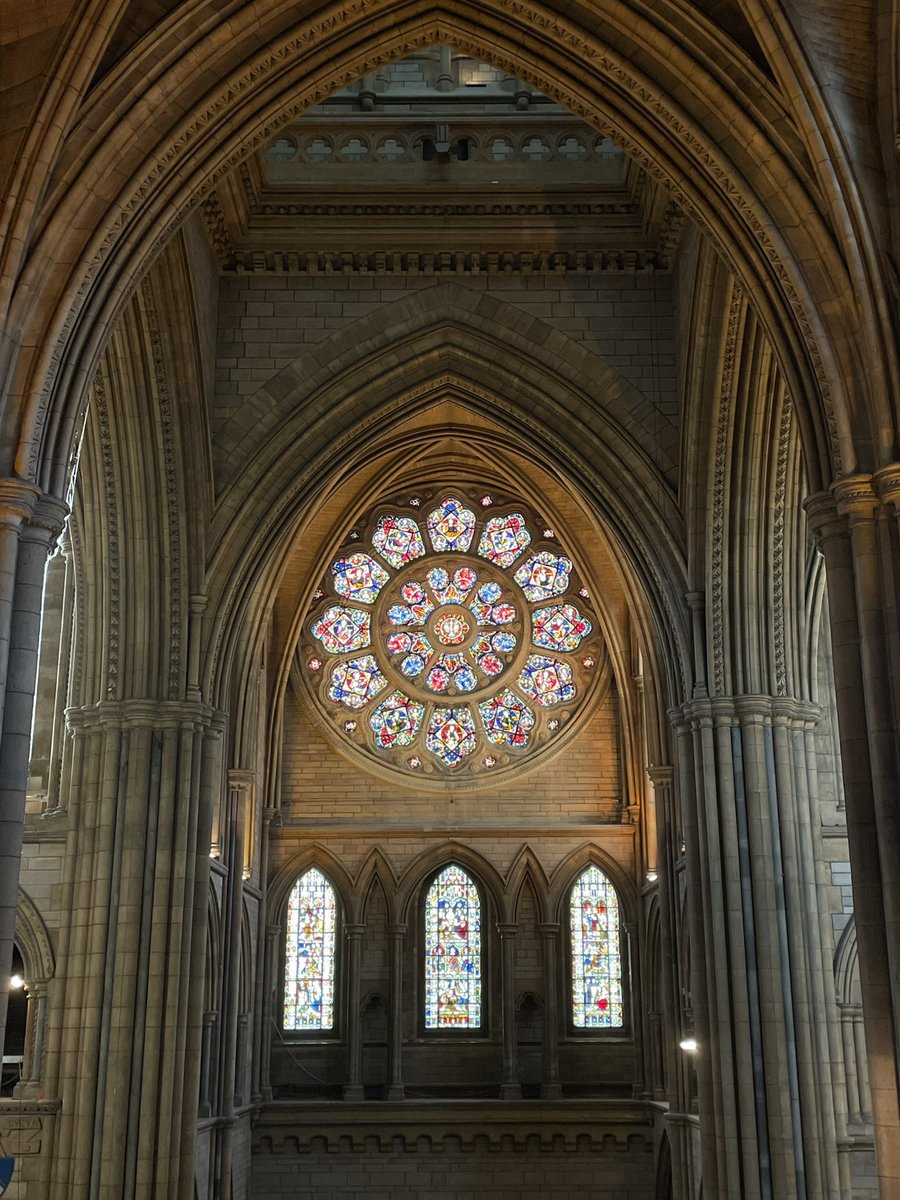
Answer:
201, 387, 691, 770
211, 282, 677, 492
1, 0, 892, 494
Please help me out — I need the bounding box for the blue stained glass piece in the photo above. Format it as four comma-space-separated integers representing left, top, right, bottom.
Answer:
477, 581, 502, 603
455, 666, 477, 692
400, 654, 426, 678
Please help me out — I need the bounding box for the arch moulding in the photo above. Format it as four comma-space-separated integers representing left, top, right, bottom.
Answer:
1, 0, 886, 494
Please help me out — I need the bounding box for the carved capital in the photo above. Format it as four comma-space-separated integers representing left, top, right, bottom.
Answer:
804, 490, 844, 550
0, 478, 40, 530
25, 495, 69, 542
647, 765, 674, 789
227, 768, 255, 795
832, 474, 879, 523
873, 462, 900, 511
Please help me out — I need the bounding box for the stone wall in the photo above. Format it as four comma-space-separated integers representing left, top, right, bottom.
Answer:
212, 271, 679, 483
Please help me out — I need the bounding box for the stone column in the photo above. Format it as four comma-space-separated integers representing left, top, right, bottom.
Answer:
235, 1013, 249, 1107
217, 769, 252, 1200
14, 980, 47, 1098
198, 1012, 217, 1118
45, 531, 75, 813
343, 922, 365, 1101
623, 919, 646, 1100
648, 766, 679, 1105
435, 46, 454, 91
0, 487, 65, 1058
259, 923, 280, 1102
539, 922, 561, 1099
386, 923, 406, 1101
853, 1008, 872, 1122
251, 807, 276, 1104
675, 692, 848, 1200
840, 1005, 862, 1125
497, 922, 520, 1099
43, 699, 220, 1200
808, 479, 900, 1196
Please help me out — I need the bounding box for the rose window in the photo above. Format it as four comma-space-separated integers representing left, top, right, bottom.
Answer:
301, 491, 602, 782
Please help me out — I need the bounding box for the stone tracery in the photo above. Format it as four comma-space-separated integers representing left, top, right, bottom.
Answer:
302, 488, 601, 778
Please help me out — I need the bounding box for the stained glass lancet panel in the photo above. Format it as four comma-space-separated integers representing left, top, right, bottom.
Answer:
424, 865, 483, 1029
570, 865, 624, 1028
283, 867, 338, 1031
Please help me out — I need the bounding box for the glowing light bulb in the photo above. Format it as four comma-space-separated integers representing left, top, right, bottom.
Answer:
10, 974, 24, 990
679, 1038, 698, 1053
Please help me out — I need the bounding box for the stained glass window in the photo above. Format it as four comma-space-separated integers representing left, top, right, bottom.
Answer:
424, 865, 482, 1030
514, 551, 572, 601
427, 497, 476, 552
331, 553, 390, 603
517, 655, 576, 705
570, 866, 623, 1029
327, 655, 387, 709
372, 514, 426, 568
283, 867, 338, 1031
532, 603, 592, 652
302, 488, 601, 780
478, 512, 531, 567
311, 605, 370, 653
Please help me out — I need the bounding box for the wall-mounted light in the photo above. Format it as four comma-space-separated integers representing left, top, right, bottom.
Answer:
679, 1038, 698, 1053
9, 974, 24, 990
646, 871, 658, 883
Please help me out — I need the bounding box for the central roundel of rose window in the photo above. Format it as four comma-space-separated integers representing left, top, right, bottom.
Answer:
302, 492, 601, 783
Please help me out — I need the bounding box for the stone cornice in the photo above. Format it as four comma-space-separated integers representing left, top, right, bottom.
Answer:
220, 246, 669, 275
0, 1099, 61, 1114
252, 1098, 653, 1153
273, 822, 637, 838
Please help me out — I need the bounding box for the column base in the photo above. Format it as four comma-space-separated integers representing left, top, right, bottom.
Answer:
540, 1082, 562, 1100
499, 1082, 522, 1100
385, 1084, 405, 1101
342, 1084, 365, 1102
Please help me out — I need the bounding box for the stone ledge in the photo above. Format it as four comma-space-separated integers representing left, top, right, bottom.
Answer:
252, 1098, 654, 1154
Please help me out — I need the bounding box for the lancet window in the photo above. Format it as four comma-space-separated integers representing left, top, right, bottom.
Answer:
423, 864, 483, 1031
569, 865, 624, 1029
283, 867, 338, 1032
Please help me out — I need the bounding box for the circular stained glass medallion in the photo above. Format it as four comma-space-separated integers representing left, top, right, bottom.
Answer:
302, 489, 602, 783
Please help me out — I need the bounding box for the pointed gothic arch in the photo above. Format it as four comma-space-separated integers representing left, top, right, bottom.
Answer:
5, 0, 887, 500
